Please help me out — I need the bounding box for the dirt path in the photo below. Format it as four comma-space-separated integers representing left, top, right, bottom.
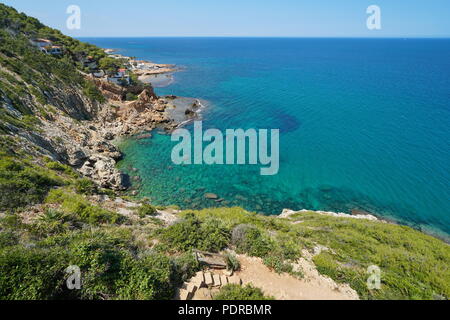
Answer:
236, 255, 359, 300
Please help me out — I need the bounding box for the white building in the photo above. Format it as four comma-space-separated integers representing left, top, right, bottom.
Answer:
49, 46, 62, 55
30, 39, 53, 53
92, 70, 105, 78
106, 69, 131, 85
31, 39, 63, 56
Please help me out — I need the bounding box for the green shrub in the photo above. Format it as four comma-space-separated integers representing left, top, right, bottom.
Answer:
137, 204, 157, 218
45, 160, 78, 178
225, 252, 241, 272
0, 246, 68, 300
0, 230, 18, 248
263, 255, 293, 274
116, 253, 176, 300
125, 93, 138, 101
172, 252, 201, 283
28, 208, 83, 237
82, 80, 105, 103
0, 157, 63, 210
74, 178, 97, 195
66, 234, 130, 299
46, 189, 123, 225
161, 213, 230, 252
232, 224, 273, 257
214, 284, 273, 300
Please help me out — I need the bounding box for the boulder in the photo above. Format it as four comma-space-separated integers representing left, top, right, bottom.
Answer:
205, 193, 219, 200
68, 149, 88, 167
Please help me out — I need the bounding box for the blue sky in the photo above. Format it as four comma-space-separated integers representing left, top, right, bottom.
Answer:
2, 0, 449, 37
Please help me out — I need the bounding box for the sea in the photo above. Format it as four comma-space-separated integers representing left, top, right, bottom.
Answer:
81, 37, 450, 238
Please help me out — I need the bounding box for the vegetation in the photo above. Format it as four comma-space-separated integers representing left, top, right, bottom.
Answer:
0, 224, 197, 300
225, 252, 241, 272
173, 207, 450, 300
136, 203, 157, 218
0, 156, 64, 211
44, 158, 79, 178
45, 189, 124, 225
0, 157, 449, 300
73, 178, 97, 195
82, 80, 106, 103
126, 93, 138, 101
214, 284, 273, 300
232, 224, 273, 257
160, 213, 231, 252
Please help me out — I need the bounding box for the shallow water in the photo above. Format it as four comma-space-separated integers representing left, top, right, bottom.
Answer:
83, 38, 450, 237
139, 73, 174, 87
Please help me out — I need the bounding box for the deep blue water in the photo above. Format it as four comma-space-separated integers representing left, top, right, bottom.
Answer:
82, 38, 450, 237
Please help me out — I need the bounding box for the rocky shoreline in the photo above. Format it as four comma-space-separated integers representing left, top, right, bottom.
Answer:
279, 209, 380, 222
81, 66, 203, 190
10, 53, 203, 192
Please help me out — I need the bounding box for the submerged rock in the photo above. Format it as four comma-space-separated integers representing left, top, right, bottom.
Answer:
135, 133, 152, 140
205, 193, 219, 200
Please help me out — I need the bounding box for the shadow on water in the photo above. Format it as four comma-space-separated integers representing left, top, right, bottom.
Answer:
272, 112, 301, 133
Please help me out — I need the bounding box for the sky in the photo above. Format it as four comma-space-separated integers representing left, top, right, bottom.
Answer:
1, 0, 449, 38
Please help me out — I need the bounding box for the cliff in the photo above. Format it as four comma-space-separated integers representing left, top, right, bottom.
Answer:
0, 4, 178, 190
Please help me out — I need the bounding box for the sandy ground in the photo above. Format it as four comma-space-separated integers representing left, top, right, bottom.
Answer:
235, 254, 359, 300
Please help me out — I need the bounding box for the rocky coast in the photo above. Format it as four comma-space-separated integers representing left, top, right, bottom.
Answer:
79, 68, 203, 190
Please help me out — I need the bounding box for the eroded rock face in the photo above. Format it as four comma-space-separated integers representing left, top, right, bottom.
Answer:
93, 79, 125, 101
48, 82, 175, 189
68, 149, 88, 167
8, 99, 131, 191
103, 88, 174, 136
92, 78, 157, 103
80, 155, 128, 190
1, 71, 177, 192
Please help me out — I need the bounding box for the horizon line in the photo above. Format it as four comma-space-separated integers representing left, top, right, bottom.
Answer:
75, 35, 450, 39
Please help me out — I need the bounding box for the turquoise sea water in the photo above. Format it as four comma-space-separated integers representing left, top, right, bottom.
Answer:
83, 38, 450, 237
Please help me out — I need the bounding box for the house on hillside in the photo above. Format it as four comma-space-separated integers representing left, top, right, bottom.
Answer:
49, 46, 63, 55
92, 70, 105, 78
106, 68, 130, 86
31, 39, 63, 56
30, 38, 53, 53
83, 56, 98, 70
117, 68, 127, 77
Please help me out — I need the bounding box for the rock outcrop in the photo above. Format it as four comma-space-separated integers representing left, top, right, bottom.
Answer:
279, 209, 380, 222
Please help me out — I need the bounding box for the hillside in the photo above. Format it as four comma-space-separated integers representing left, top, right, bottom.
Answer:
0, 4, 449, 301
